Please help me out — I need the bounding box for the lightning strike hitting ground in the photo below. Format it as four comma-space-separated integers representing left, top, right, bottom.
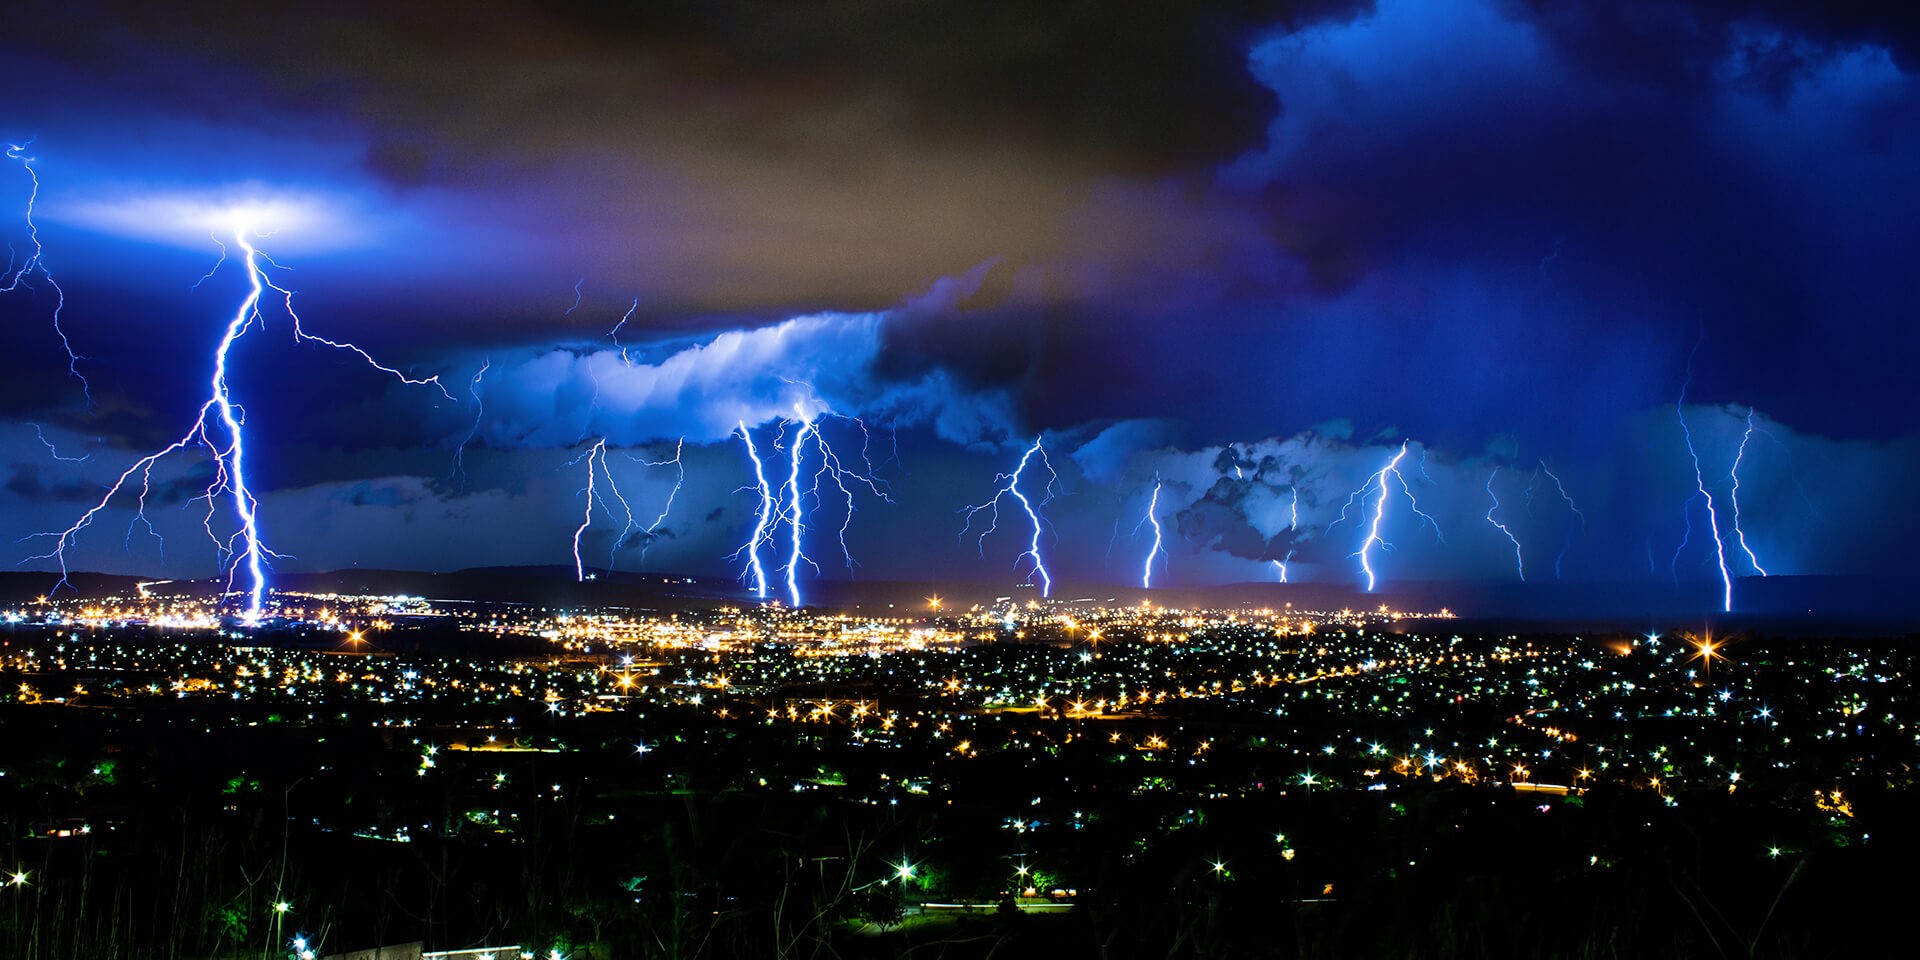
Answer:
960, 437, 1057, 598
1485, 468, 1526, 582
1339, 442, 1442, 592
25, 228, 447, 620
1677, 348, 1736, 612
729, 406, 891, 607
1137, 478, 1165, 589
1730, 407, 1770, 577
567, 438, 621, 582
803, 414, 893, 576
1274, 485, 1300, 584
566, 436, 689, 578
734, 421, 776, 600
2, 144, 87, 399
782, 417, 815, 608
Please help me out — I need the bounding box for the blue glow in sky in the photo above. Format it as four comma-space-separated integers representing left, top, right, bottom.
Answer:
2, 0, 1916, 609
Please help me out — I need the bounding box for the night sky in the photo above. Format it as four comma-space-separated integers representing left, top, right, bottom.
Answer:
2, 0, 1916, 602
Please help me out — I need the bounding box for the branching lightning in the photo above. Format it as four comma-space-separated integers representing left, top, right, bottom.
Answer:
1485, 467, 1525, 582
1729, 406, 1769, 578
731, 404, 891, 607
3, 143, 87, 399
24, 227, 446, 621
782, 417, 814, 607
568, 436, 689, 580
960, 437, 1057, 598
1339, 442, 1441, 592
627, 438, 685, 564
1136, 478, 1165, 589
567, 439, 620, 581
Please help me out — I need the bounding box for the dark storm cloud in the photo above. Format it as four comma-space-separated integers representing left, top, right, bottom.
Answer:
1218, 0, 1920, 442
0, 0, 1374, 320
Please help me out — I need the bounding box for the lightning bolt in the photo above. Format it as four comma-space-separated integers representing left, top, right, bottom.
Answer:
730, 404, 890, 607
26, 229, 446, 620
1729, 407, 1769, 577
960, 436, 1057, 598
734, 421, 776, 600
804, 414, 892, 578
567, 437, 683, 578
1677, 345, 1735, 612
1274, 484, 1299, 584
1340, 441, 1441, 592
3, 143, 87, 400
627, 437, 685, 565
607, 298, 638, 365
1137, 478, 1165, 589
568, 438, 608, 581
29, 423, 87, 462
566, 437, 648, 581
782, 416, 814, 607
1485, 467, 1525, 582
448, 358, 489, 491
1538, 462, 1584, 580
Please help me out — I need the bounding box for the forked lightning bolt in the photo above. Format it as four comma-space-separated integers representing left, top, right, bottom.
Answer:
732, 404, 890, 607
568, 436, 687, 580
1337, 442, 1441, 592
960, 437, 1057, 598
3, 143, 87, 399
782, 417, 814, 607
25, 228, 446, 621
568, 439, 622, 581
735, 421, 777, 600
1676, 345, 1735, 612
629, 438, 685, 564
